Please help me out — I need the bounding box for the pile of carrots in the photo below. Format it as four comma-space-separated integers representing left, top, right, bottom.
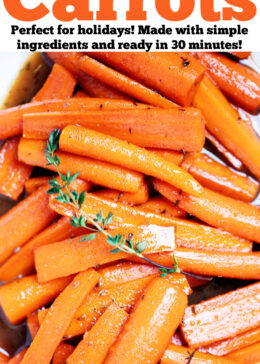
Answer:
0, 51, 259, 363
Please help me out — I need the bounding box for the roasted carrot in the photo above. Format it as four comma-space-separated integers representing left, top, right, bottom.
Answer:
185, 275, 212, 289
8, 349, 27, 364
35, 224, 175, 282
25, 176, 52, 195
140, 196, 187, 219
0, 184, 57, 264
32, 64, 76, 102
88, 52, 206, 106
229, 52, 251, 59
226, 342, 260, 363
80, 55, 178, 108
21, 270, 100, 364
66, 303, 128, 364
0, 137, 32, 200
52, 344, 74, 364
19, 138, 144, 192
154, 179, 260, 242
180, 281, 260, 348
193, 75, 260, 179
104, 278, 187, 364
27, 313, 40, 340
0, 353, 9, 363
148, 149, 185, 166
0, 274, 72, 324
73, 90, 88, 98
194, 52, 260, 112
161, 344, 238, 364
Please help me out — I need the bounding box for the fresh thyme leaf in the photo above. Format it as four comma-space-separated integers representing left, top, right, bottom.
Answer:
79, 191, 85, 207
110, 248, 120, 254
160, 272, 168, 278
103, 212, 113, 226
79, 234, 96, 242
135, 240, 147, 253
69, 172, 80, 184
106, 236, 118, 246
47, 187, 61, 194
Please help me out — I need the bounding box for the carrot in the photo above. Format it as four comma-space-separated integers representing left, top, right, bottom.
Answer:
27, 313, 40, 340
161, 344, 238, 364
104, 277, 187, 364
193, 76, 260, 179
21, 269, 100, 364
49, 192, 253, 253
80, 55, 178, 108
8, 349, 27, 364
66, 303, 128, 364
180, 281, 260, 348
0, 274, 72, 324
35, 224, 175, 282
226, 342, 260, 363
140, 196, 187, 219
0, 184, 57, 264
229, 52, 251, 59
32, 64, 76, 102
73, 90, 88, 97
153, 178, 260, 242
25, 176, 52, 195
18, 138, 144, 193
185, 275, 212, 289
59, 125, 204, 196
0, 353, 9, 363
88, 52, 206, 106
148, 149, 185, 166
193, 52, 260, 112
52, 344, 74, 364
0, 137, 32, 200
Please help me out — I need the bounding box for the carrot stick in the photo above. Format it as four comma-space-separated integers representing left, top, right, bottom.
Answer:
80, 55, 178, 108
193, 52, 260, 112
60, 125, 204, 196
0, 184, 57, 264
52, 344, 74, 364
104, 277, 187, 364
21, 269, 100, 364
18, 138, 144, 192
140, 196, 187, 218
49, 192, 253, 253
193, 76, 260, 179
0, 137, 32, 200
0, 353, 9, 363
161, 344, 238, 364
88, 52, 206, 106
8, 349, 27, 364
148, 149, 185, 165
229, 52, 251, 59
32, 64, 76, 102
66, 303, 128, 364
185, 275, 212, 289
35, 224, 175, 282
180, 281, 260, 348
25, 176, 52, 195
27, 313, 40, 340
226, 342, 260, 363
0, 274, 72, 324
73, 90, 88, 98
153, 178, 260, 242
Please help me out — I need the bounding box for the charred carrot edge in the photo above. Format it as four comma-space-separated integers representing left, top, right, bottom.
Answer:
25, 176, 52, 195
80, 55, 177, 108
193, 52, 260, 112
18, 138, 144, 193
52, 344, 74, 364
8, 348, 27, 364
154, 178, 260, 243
66, 303, 128, 364
0, 274, 72, 325
193, 75, 260, 179
226, 342, 260, 362
32, 64, 76, 102
26, 313, 40, 340
88, 52, 206, 106
21, 270, 100, 364
0, 137, 32, 200
140, 196, 187, 219
104, 278, 187, 364
180, 281, 260, 348
229, 52, 251, 59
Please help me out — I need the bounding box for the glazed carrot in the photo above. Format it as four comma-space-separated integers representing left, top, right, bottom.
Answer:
88, 52, 206, 106
193, 76, 260, 179
0, 353, 8, 364
161, 344, 238, 364
148, 149, 185, 165
0, 274, 72, 324
21, 270, 100, 364
49, 192, 253, 253
80, 55, 177, 108
60, 125, 203, 196
52, 344, 74, 364
104, 278, 187, 364
226, 342, 260, 363
0, 184, 57, 264
73, 90, 88, 97
185, 275, 212, 289
194, 52, 260, 112
66, 303, 128, 364
35, 224, 175, 282
229, 52, 251, 59
8, 349, 27, 364
154, 179, 260, 242
27, 313, 40, 339
0, 137, 32, 200
18, 139, 144, 192
140, 196, 187, 219
32, 64, 76, 102
180, 281, 260, 348
25, 176, 52, 195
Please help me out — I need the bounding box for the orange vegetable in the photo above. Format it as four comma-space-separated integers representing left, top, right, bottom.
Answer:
154, 178, 260, 242
88, 52, 206, 106
8, 349, 27, 364
52, 344, 74, 364
0, 184, 57, 264
59, 125, 203, 196
0, 274, 72, 324
66, 303, 128, 364
180, 281, 260, 348
226, 342, 260, 363
0, 137, 32, 200
80, 55, 177, 108
25, 176, 51, 195
193, 76, 260, 179
0, 352, 9, 363
21, 269, 100, 364
32, 64, 76, 102
148, 149, 185, 166
27, 313, 40, 340
140, 196, 187, 219
73, 90, 88, 97
229, 52, 251, 59
104, 278, 187, 364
